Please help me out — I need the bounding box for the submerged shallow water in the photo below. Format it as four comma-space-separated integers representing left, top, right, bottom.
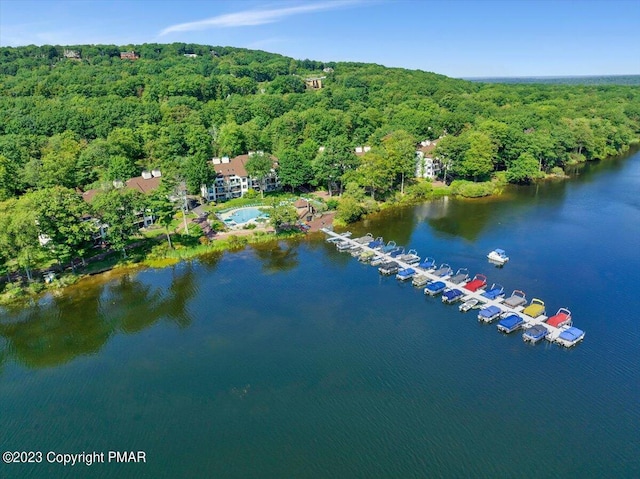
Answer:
1, 151, 639, 478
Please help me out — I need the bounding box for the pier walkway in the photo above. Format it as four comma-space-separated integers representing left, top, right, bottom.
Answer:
321, 228, 572, 343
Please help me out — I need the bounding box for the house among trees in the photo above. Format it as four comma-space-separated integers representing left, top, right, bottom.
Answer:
120, 51, 139, 60
63, 49, 81, 60
201, 152, 279, 202
415, 140, 441, 179
304, 76, 326, 89
354, 146, 372, 156
82, 170, 164, 229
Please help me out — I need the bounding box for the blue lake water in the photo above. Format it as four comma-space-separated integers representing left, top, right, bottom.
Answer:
0, 150, 639, 478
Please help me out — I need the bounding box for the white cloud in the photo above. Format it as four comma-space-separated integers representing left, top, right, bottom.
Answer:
160, 1, 360, 36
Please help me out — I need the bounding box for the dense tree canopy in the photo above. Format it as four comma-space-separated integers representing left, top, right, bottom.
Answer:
0, 43, 638, 277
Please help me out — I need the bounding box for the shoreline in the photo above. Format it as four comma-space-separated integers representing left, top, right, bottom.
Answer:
2, 148, 638, 308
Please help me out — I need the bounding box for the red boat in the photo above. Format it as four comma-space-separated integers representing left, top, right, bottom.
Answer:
464, 274, 487, 292
546, 308, 572, 328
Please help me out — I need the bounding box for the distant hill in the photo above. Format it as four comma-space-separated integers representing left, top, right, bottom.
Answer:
466, 75, 640, 86
0, 42, 639, 202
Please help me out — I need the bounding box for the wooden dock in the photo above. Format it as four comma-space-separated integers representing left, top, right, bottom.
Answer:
321, 228, 575, 344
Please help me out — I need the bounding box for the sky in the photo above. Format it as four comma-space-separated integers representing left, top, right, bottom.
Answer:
0, 0, 639, 78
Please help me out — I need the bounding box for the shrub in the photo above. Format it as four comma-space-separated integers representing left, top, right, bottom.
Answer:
450, 180, 495, 198
406, 181, 433, 200
244, 188, 259, 199
326, 198, 339, 210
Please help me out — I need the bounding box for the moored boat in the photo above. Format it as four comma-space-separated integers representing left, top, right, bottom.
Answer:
522, 324, 549, 344
497, 312, 524, 333
370, 255, 385, 266
464, 274, 488, 292
396, 268, 416, 281
481, 283, 505, 300
381, 241, 397, 253
442, 288, 464, 304
424, 280, 447, 296
546, 308, 572, 328
367, 236, 384, 249
412, 274, 429, 287
449, 268, 469, 285
432, 263, 453, 278
353, 233, 374, 244
358, 250, 376, 263
503, 290, 527, 308
418, 257, 436, 271
388, 247, 405, 258
378, 261, 400, 275
523, 298, 545, 318
478, 305, 502, 323
555, 327, 585, 347
398, 249, 421, 264
487, 248, 509, 264
336, 241, 355, 252
459, 298, 479, 312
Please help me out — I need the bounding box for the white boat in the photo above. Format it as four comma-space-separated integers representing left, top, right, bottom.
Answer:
459, 298, 479, 312
487, 248, 509, 264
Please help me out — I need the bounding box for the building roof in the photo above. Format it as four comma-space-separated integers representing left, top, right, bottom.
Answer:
82, 188, 100, 203
212, 153, 278, 178
418, 141, 438, 155
124, 175, 162, 194
293, 199, 309, 209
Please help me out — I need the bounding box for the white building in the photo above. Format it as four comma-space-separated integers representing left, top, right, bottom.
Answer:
201, 152, 279, 202
416, 140, 441, 180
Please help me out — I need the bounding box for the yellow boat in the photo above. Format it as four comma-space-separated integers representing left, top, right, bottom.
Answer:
523, 298, 545, 318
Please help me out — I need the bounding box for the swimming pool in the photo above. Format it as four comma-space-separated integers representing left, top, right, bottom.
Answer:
228, 207, 269, 224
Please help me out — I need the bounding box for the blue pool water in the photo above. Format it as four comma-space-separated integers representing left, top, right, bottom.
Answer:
229, 207, 268, 224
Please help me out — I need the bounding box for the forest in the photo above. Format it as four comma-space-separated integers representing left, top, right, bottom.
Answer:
0, 42, 639, 285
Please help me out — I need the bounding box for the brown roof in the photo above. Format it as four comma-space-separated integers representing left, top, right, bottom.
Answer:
213, 154, 278, 178
82, 188, 101, 203
418, 142, 437, 154
124, 176, 162, 194
293, 199, 309, 209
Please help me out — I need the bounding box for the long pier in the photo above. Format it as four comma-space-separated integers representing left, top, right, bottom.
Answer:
321, 228, 574, 344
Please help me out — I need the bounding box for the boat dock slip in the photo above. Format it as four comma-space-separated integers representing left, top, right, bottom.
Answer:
321, 228, 583, 348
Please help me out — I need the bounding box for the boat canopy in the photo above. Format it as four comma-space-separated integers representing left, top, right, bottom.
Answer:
426, 281, 446, 291
559, 327, 584, 342
443, 289, 463, 300
499, 313, 523, 329
479, 305, 501, 318
524, 324, 548, 339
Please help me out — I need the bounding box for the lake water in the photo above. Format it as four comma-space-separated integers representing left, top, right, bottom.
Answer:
1, 151, 639, 478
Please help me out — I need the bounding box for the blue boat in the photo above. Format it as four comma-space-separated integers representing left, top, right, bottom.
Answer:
497, 313, 524, 333
478, 305, 502, 323
381, 241, 397, 253
396, 267, 416, 281
433, 263, 453, 278
442, 288, 464, 304
424, 280, 447, 296
522, 324, 548, 344
419, 257, 436, 271
388, 247, 405, 258
481, 283, 505, 300
367, 236, 384, 249
555, 327, 585, 348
